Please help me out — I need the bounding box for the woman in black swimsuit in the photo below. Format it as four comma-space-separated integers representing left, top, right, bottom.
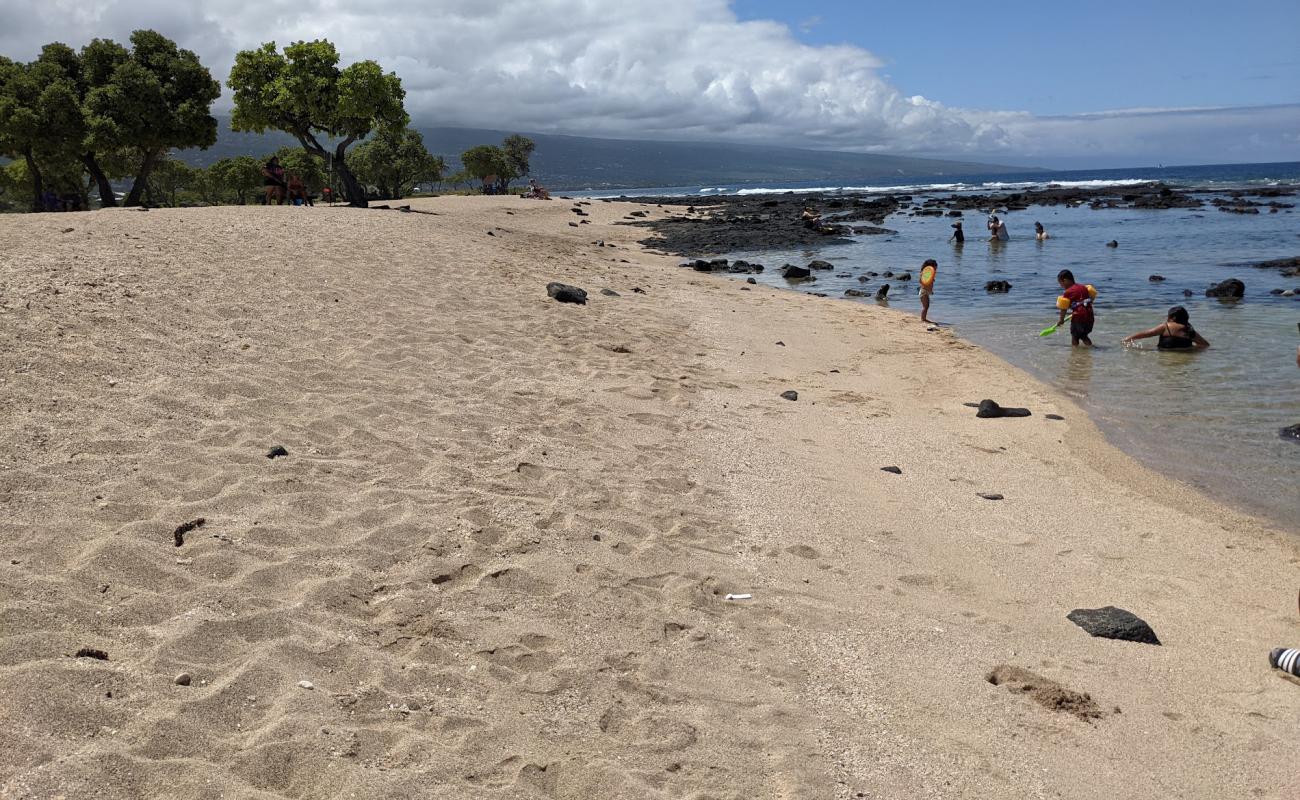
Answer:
1122, 306, 1210, 350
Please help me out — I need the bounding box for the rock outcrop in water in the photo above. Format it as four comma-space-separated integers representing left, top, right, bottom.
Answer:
1206, 278, 1245, 299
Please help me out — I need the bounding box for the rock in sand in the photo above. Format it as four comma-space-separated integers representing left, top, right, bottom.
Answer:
547, 282, 588, 304
975, 399, 1031, 418
1067, 606, 1160, 645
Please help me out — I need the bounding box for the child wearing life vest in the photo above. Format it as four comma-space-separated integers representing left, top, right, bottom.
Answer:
1056, 269, 1097, 347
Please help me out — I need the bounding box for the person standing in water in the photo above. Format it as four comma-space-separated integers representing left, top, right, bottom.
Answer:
1122, 306, 1210, 350
988, 214, 1008, 241
948, 221, 964, 244
1056, 269, 1095, 347
1034, 221, 1049, 240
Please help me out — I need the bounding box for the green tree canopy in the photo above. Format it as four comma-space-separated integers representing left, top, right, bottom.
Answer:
460, 144, 512, 187
145, 157, 196, 207
208, 155, 263, 204
0, 55, 84, 210
228, 39, 407, 208
272, 147, 326, 195
461, 135, 537, 192
82, 30, 220, 206
350, 128, 444, 199
502, 134, 535, 180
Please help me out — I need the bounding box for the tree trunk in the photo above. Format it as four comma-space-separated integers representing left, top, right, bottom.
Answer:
334, 161, 366, 207
329, 138, 365, 208
81, 153, 116, 208
23, 149, 44, 212
124, 149, 161, 207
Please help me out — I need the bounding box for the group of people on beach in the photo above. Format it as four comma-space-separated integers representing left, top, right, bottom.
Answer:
262, 156, 316, 206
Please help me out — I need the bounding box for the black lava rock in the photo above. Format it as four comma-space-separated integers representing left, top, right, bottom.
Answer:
880, 466, 902, 474
172, 517, 206, 547
746, 277, 757, 284
807, 260, 833, 271
975, 399, 1031, 418
1148, 275, 1166, 282
844, 288, 869, 297
780, 390, 799, 401
547, 282, 588, 304
600, 288, 620, 296
1206, 278, 1245, 298
266, 446, 289, 459
1067, 606, 1161, 645
781, 264, 812, 280
1280, 423, 1300, 442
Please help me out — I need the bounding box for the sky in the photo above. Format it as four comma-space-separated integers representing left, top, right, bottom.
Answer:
1, 0, 1297, 169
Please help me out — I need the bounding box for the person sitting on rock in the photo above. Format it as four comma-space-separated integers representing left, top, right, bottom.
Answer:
800, 206, 822, 229
1122, 306, 1209, 350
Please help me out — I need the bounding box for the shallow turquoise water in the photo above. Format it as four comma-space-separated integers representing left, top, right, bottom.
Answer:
728, 200, 1300, 529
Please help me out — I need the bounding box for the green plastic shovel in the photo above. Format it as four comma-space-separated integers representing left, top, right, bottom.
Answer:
1039, 315, 1072, 337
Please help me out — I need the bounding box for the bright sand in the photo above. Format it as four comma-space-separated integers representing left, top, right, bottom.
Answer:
1, 196, 1297, 799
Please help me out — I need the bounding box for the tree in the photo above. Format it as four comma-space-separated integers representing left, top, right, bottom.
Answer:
460, 135, 536, 193
82, 30, 220, 207
0, 56, 84, 210
502, 134, 535, 182
208, 155, 263, 204
460, 144, 513, 191
68, 38, 131, 207
444, 168, 473, 191
145, 157, 196, 206
272, 147, 326, 196
228, 40, 407, 208
350, 128, 443, 199
0, 160, 20, 212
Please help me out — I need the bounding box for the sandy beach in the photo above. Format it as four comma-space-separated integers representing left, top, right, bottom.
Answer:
1, 196, 1297, 799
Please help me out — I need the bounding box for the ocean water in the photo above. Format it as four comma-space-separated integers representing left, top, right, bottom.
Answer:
574, 161, 1300, 199
713, 178, 1300, 530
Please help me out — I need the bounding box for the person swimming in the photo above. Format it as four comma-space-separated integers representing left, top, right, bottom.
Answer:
1122, 306, 1210, 350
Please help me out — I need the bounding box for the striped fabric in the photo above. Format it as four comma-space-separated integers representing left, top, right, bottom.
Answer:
1269, 648, 1300, 676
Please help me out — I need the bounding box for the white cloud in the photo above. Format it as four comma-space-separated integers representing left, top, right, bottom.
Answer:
2, 0, 1297, 165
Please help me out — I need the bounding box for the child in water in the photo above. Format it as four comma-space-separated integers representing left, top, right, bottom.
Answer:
1056, 269, 1095, 347
918, 259, 937, 323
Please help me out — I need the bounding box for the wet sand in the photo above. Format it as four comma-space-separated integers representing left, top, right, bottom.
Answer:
1, 197, 1297, 798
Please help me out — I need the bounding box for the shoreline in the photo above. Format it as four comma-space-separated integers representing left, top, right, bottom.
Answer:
616, 188, 1300, 531
2, 197, 1297, 798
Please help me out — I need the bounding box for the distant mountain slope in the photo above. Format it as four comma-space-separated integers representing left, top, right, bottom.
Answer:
177, 119, 1042, 190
